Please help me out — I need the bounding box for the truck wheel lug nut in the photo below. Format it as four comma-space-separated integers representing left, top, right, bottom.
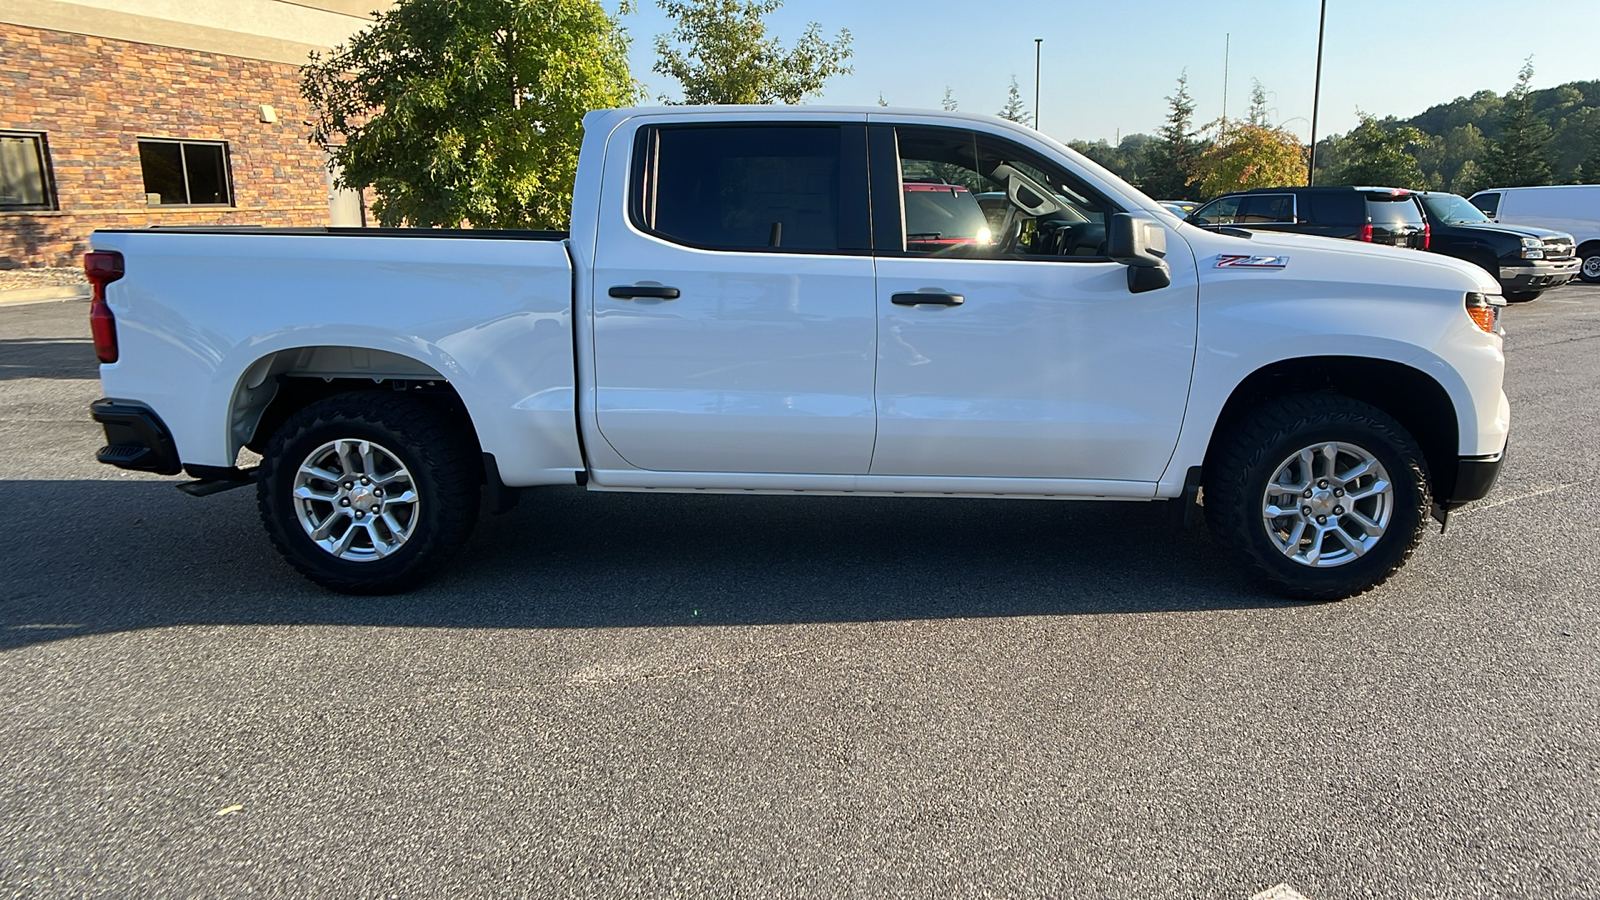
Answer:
1318, 479, 1329, 489
1303, 489, 1313, 498
340, 498, 349, 506
1302, 506, 1313, 515
1317, 515, 1327, 524
1334, 488, 1344, 496
1334, 506, 1344, 515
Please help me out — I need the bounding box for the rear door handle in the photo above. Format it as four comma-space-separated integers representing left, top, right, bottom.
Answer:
891, 291, 965, 307
608, 284, 681, 300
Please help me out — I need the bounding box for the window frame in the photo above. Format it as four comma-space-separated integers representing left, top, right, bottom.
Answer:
0, 130, 58, 213
1236, 192, 1299, 225
875, 123, 1124, 263
627, 122, 871, 256
136, 137, 234, 207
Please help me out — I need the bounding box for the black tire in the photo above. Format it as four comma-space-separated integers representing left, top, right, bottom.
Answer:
1504, 290, 1542, 302
257, 392, 480, 594
1204, 394, 1430, 601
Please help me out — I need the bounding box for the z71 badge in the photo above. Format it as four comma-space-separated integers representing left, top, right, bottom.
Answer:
1215, 254, 1290, 268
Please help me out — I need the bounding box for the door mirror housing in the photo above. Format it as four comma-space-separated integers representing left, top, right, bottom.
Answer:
1108, 213, 1172, 293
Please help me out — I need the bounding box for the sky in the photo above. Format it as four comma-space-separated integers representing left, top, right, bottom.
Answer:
617, 0, 1600, 146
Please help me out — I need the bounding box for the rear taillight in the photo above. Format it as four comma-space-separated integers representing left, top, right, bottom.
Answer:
1359, 223, 1373, 242
1422, 222, 1430, 250
84, 250, 123, 364
1464, 291, 1505, 334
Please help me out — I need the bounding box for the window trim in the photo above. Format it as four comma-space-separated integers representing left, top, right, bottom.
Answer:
136, 137, 234, 208
627, 122, 872, 257
0, 130, 58, 213
876, 124, 1124, 263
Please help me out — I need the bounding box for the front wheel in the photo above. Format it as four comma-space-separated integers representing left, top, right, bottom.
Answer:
1580, 251, 1600, 284
1204, 395, 1430, 601
257, 392, 480, 594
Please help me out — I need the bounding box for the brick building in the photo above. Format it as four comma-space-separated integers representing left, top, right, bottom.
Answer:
0, 0, 393, 268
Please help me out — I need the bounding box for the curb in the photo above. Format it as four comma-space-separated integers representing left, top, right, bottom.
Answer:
0, 285, 91, 306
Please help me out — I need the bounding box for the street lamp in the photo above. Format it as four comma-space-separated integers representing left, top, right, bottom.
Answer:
1307, 0, 1327, 184
1034, 38, 1042, 130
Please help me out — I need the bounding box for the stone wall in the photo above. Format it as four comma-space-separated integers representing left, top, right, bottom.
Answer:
1, 22, 337, 268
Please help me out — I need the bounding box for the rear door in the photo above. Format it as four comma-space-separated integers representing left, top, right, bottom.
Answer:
589, 119, 878, 474
867, 121, 1197, 485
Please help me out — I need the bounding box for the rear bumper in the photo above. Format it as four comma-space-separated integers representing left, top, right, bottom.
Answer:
91, 399, 182, 475
1501, 259, 1579, 290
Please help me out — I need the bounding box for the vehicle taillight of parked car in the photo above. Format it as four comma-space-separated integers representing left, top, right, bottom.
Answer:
85, 250, 124, 364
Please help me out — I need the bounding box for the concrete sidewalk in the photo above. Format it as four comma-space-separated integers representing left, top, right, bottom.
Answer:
0, 267, 90, 306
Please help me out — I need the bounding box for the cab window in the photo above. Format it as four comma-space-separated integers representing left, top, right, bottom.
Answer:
891, 126, 1116, 260
1191, 196, 1241, 226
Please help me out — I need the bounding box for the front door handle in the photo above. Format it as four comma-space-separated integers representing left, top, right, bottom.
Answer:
609, 284, 681, 300
891, 291, 965, 307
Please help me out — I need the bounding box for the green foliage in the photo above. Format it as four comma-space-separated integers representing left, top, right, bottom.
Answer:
1246, 79, 1269, 127
1068, 134, 1151, 186
302, 0, 640, 229
652, 0, 851, 104
1332, 113, 1429, 188
1190, 122, 1307, 196
997, 76, 1031, 126
1142, 72, 1204, 198
1483, 58, 1553, 187
940, 86, 958, 111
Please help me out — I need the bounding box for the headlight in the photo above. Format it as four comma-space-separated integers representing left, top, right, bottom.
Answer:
1521, 237, 1544, 259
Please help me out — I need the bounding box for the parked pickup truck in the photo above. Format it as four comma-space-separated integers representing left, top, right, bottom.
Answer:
86, 106, 1511, 600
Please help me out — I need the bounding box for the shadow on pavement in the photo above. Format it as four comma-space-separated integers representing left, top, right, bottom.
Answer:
0, 479, 1291, 651
0, 337, 97, 380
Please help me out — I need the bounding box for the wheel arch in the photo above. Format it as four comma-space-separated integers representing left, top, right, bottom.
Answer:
1202, 356, 1461, 499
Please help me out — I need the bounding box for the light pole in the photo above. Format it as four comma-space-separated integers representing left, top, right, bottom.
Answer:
1034, 38, 1042, 130
1307, 0, 1327, 184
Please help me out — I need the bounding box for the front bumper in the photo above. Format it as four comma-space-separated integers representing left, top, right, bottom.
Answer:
1500, 259, 1580, 291
91, 399, 182, 475
1438, 445, 1506, 510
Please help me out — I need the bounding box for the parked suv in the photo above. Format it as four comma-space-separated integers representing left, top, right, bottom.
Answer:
1470, 185, 1600, 284
1415, 191, 1578, 301
1187, 186, 1428, 248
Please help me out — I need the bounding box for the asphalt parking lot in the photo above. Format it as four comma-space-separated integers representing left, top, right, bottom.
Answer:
1, 286, 1596, 899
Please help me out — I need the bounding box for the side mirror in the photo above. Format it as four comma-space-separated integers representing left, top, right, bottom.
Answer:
1107, 213, 1172, 293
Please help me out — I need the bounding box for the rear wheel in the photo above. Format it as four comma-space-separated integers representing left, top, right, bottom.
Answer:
1504, 290, 1542, 302
257, 392, 479, 594
1205, 394, 1430, 601
1580, 249, 1600, 284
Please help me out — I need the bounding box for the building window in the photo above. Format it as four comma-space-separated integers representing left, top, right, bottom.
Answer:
138, 139, 232, 206
0, 131, 55, 211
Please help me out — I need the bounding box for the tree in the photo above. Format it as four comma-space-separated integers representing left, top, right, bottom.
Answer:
997, 76, 1031, 126
1333, 113, 1428, 188
302, 0, 639, 229
1142, 72, 1204, 198
1246, 79, 1269, 127
653, 0, 851, 104
1578, 126, 1600, 184
1483, 58, 1553, 187
1189, 122, 1307, 196
941, 87, 958, 111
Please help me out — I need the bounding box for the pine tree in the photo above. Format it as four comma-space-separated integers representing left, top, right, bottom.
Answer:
1142, 72, 1202, 199
1483, 58, 1553, 187
941, 87, 958, 111
1578, 125, 1600, 184
996, 75, 1031, 126
1247, 79, 1269, 127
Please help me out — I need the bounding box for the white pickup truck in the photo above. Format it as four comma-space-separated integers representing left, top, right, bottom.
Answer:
86, 106, 1510, 600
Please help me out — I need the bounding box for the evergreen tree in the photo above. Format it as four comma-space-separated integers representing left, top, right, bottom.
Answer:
941, 87, 958, 111
1483, 58, 1553, 187
1142, 72, 1202, 198
1247, 79, 1269, 127
1577, 123, 1600, 183
997, 76, 1032, 126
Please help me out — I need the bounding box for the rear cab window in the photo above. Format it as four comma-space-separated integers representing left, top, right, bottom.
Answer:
1471, 192, 1501, 217
630, 124, 869, 253
1364, 192, 1426, 228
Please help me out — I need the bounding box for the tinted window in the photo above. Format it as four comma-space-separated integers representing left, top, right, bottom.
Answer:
1303, 192, 1362, 225
1471, 192, 1501, 217
1237, 194, 1295, 224
1421, 194, 1489, 224
643, 126, 843, 252
0, 131, 53, 210
1191, 196, 1240, 225
1366, 195, 1424, 227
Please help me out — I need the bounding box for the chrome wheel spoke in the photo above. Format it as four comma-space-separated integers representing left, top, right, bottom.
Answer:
1262, 440, 1394, 569
1345, 478, 1391, 501
293, 484, 339, 502
1330, 526, 1368, 557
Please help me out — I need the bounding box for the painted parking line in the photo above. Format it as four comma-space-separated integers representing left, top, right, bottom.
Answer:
1251, 885, 1312, 900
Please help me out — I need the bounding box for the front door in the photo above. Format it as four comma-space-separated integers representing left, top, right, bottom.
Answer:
589, 121, 878, 475
868, 123, 1198, 485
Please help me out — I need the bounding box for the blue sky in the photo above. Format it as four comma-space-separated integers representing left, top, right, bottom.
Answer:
617, 0, 1599, 144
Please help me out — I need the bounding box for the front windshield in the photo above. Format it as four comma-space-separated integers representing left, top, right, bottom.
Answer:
1422, 194, 1490, 224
